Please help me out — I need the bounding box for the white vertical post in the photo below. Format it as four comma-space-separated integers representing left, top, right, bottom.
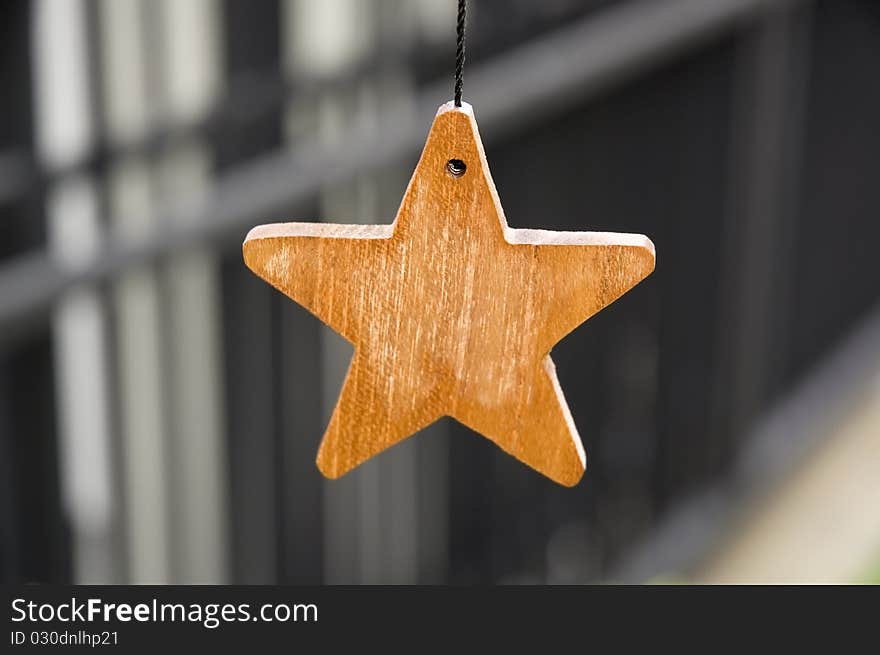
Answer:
98, 0, 171, 584
156, 0, 229, 584
32, 0, 119, 584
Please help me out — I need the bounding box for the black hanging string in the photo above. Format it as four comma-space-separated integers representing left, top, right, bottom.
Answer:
454, 0, 467, 107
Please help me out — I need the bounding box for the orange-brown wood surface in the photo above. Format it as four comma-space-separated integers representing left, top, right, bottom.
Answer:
243, 102, 655, 486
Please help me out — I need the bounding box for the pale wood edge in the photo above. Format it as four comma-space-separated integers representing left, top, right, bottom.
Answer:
245, 221, 654, 261
543, 354, 587, 473
244, 222, 393, 242
435, 100, 474, 118
506, 228, 655, 254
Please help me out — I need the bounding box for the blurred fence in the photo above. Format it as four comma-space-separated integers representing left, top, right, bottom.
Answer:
1, 0, 879, 584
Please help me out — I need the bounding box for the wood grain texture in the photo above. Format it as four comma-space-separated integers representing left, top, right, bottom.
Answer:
243, 102, 655, 486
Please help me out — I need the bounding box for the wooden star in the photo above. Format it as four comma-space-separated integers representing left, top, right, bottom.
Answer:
243, 102, 655, 486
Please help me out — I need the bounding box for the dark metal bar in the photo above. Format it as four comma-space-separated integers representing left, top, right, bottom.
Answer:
217, 0, 286, 587
277, 295, 326, 583
0, 55, 418, 208
709, 1, 813, 466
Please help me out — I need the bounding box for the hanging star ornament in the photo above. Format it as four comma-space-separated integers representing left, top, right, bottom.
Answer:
243, 102, 655, 486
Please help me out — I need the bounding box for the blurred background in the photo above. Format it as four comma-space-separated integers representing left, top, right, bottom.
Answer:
2, 0, 879, 585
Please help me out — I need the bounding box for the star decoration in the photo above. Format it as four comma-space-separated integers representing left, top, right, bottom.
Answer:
243, 102, 655, 486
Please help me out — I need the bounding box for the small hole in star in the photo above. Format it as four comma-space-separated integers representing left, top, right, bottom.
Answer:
446, 159, 467, 177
